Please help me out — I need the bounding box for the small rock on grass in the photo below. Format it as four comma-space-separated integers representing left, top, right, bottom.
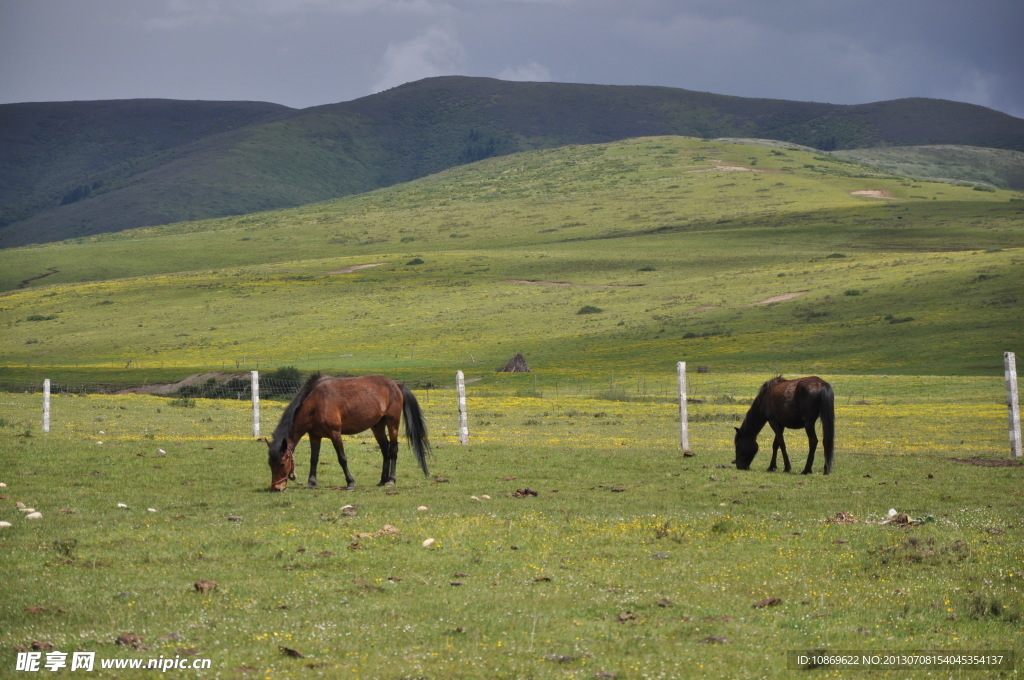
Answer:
116, 633, 144, 649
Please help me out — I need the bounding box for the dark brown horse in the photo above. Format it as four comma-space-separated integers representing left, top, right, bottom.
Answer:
734, 376, 835, 475
264, 374, 430, 491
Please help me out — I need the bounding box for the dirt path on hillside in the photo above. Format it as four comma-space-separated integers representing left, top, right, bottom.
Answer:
328, 263, 387, 274
849, 190, 894, 199
748, 291, 809, 305
686, 165, 765, 173
18, 267, 60, 289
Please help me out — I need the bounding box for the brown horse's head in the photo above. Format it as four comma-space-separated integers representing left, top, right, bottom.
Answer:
262, 438, 295, 491
733, 427, 758, 470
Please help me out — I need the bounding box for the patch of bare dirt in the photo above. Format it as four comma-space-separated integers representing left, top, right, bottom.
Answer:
328, 263, 386, 275
849, 190, 894, 199
686, 166, 766, 173
748, 291, 809, 306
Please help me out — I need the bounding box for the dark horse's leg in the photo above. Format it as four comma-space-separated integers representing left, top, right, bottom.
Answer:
801, 422, 819, 475
306, 436, 321, 489
329, 432, 355, 490
768, 422, 791, 472
372, 422, 397, 487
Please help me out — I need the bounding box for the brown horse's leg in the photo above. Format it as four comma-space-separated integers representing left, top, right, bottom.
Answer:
306, 436, 322, 489
372, 422, 397, 487
768, 422, 791, 472
328, 432, 355, 490
801, 424, 819, 475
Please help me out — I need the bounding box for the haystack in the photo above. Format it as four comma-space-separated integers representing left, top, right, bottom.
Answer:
499, 353, 530, 373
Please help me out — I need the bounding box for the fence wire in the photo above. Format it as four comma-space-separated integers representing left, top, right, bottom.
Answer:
0, 370, 1017, 457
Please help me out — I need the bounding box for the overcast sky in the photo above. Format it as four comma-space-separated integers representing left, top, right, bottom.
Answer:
1, 0, 1022, 118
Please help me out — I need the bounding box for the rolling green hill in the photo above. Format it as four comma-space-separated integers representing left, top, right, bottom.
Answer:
832, 145, 1024, 189
1, 136, 1021, 383
0, 99, 293, 243
3, 77, 1024, 247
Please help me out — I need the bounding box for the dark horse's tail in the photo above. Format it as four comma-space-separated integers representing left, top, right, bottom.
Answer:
400, 385, 431, 476
820, 382, 835, 474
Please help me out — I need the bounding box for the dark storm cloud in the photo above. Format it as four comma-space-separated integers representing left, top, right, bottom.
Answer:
0, 0, 1021, 117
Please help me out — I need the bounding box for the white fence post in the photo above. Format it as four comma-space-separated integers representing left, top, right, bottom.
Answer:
251, 370, 260, 439
1006, 352, 1022, 458
456, 370, 469, 445
42, 379, 51, 433
677, 362, 691, 452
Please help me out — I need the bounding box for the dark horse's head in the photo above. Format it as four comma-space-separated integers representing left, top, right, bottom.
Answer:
261, 437, 295, 492
734, 427, 758, 470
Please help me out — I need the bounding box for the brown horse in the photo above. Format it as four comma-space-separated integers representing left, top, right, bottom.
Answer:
264, 374, 430, 491
734, 376, 835, 475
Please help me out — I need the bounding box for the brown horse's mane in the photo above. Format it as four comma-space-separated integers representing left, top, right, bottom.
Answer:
268, 372, 326, 462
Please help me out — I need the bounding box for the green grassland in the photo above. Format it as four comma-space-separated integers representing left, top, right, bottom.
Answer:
0, 376, 1020, 679
1, 136, 1021, 383
1, 137, 1023, 678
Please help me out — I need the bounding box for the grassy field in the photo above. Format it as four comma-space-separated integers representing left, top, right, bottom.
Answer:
1, 137, 1022, 382
0, 374, 1020, 679
1, 135, 1022, 677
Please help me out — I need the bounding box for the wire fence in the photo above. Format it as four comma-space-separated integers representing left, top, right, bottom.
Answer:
0, 370, 1010, 405
0, 365, 1018, 458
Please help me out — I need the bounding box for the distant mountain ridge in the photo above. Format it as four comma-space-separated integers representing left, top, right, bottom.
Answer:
3, 76, 1023, 247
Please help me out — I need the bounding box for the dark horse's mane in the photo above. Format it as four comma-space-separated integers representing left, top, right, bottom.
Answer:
739, 376, 784, 435
268, 373, 326, 463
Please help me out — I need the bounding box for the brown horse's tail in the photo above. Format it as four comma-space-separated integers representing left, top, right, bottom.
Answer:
820, 383, 835, 474
400, 385, 431, 476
